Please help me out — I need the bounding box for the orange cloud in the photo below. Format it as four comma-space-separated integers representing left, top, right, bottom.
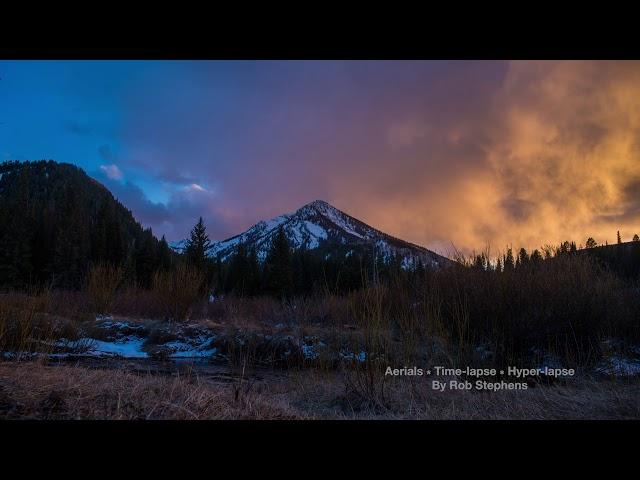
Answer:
338, 61, 640, 256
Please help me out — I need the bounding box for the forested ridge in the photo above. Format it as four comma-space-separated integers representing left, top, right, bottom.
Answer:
0, 160, 172, 290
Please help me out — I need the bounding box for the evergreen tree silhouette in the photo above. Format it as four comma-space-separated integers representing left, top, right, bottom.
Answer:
157, 235, 172, 271
263, 226, 293, 298
228, 242, 254, 296
530, 249, 543, 265
135, 228, 157, 288
503, 248, 515, 271
517, 248, 530, 268
185, 217, 211, 273
495, 257, 502, 272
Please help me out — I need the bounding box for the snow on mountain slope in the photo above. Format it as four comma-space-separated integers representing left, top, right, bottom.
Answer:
173, 200, 451, 268
168, 239, 187, 254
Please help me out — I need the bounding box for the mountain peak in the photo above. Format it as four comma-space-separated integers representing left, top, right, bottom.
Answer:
295, 199, 334, 214
302, 200, 335, 208
305, 199, 331, 208
195, 199, 451, 269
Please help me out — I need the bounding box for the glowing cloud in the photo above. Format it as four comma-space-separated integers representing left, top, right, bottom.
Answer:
99, 164, 123, 181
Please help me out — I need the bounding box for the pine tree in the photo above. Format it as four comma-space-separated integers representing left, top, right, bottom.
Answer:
185, 217, 211, 274
135, 228, 157, 288
585, 237, 597, 248
517, 248, 529, 268
415, 258, 426, 278
228, 242, 251, 295
12, 166, 34, 287
157, 235, 172, 271
246, 247, 261, 295
263, 226, 293, 298
633, 234, 639, 242
530, 249, 543, 265
503, 248, 515, 271
92, 201, 109, 263
617, 231, 622, 244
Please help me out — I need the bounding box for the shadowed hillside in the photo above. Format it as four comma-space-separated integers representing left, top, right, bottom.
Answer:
578, 240, 640, 279
0, 160, 173, 290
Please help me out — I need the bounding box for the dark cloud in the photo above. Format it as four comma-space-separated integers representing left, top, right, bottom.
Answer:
98, 145, 116, 163
501, 197, 535, 223
99, 176, 235, 241
597, 178, 640, 224
106, 180, 170, 226
66, 121, 92, 136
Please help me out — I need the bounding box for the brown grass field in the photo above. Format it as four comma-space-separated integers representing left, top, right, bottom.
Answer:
1, 361, 639, 420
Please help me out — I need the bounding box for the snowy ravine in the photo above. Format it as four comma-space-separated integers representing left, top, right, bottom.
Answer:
171, 200, 451, 268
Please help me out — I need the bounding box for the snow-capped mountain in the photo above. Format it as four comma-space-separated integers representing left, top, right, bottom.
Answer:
172, 200, 451, 268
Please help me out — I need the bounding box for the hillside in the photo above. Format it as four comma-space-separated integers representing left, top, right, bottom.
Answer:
578, 240, 640, 278
0, 160, 170, 289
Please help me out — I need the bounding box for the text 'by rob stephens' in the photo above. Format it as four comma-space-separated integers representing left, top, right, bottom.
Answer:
384, 366, 575, 391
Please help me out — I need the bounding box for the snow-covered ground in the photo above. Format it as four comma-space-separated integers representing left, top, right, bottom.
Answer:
85, 337, 148, 358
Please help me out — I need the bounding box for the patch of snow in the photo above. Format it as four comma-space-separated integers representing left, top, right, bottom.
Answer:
321, 208, 365, 239
596, 356, 640, 376
340, 350, 367, 362
84, 336, 148, 358
168, 239, 187, 253
302, 344, 319, 360
303, 220, 328, 249
164, 340, 217, 358
98, 320, 140, 330
401, 256, 415, 269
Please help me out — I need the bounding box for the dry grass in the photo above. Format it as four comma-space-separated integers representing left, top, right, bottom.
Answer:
86, 263, 123, 315
1, 362, 638, 420
152, 263, 205, 322
0, 292, 85, 357
287, 370, 640, 420
0, 361, 305, 420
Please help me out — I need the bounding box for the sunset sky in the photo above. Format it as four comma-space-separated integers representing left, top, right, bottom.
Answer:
1, 60, 639, 255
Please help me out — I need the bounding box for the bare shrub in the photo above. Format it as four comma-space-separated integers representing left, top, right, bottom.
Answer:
111, 287, 165, 319
343, 283, 392, 410
86, 263, 123, 315
152, 263, 205, 322
0, 291, 83, 358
